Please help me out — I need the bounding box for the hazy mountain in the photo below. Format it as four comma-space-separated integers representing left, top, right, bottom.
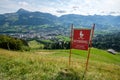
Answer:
59, 14, 120, 29
0, 8, 120, 32
0, 8, 58, 26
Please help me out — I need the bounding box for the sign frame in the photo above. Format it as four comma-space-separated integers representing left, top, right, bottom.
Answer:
72, 28, 91, 50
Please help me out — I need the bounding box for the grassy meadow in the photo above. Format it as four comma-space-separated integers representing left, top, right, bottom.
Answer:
0, 48, 120, 80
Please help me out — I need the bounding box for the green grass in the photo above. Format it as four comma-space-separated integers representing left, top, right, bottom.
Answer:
56, 35, 70, 41
50, 48, 120, 65
28, 40, 44, 50
41, 40, 53, 43
0, 48, 120, 80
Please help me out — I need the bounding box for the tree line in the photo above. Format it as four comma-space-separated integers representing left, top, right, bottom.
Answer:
36, 40, 70, 49
0, 35, 29, 51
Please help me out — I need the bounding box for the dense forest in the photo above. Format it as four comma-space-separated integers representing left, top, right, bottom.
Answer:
93, 32, 120, 51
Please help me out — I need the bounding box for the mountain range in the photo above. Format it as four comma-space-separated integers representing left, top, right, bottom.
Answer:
0, 8, 120, 33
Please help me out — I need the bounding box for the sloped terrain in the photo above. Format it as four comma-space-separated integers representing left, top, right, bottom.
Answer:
0, 48, 120, 80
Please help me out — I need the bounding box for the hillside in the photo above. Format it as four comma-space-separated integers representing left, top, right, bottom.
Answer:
0, 8, 120, 35
0, 48, 120, 80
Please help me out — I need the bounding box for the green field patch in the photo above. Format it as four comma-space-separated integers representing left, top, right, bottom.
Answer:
56, 35, 70, 41
28, 40, 44, 50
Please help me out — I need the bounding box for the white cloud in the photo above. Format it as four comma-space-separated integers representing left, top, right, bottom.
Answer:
18, 1, 29, 6
0, 0, 120, 16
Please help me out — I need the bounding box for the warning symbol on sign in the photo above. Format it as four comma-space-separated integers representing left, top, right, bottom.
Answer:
80, 31, 84, 39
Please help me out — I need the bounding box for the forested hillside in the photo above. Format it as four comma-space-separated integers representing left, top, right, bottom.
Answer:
93, 32, 120, 51
0, 8, 120, 34
0, 35, 29, 51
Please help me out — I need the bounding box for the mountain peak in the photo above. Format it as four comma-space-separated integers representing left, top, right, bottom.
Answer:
16, 8, 30, 14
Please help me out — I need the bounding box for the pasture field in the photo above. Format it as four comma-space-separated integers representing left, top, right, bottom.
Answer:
0, 48, 120, 80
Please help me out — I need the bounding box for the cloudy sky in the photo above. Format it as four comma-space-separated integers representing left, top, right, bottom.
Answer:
0, 0, 120, 16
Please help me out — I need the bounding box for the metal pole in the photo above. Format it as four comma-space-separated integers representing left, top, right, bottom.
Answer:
69, 24, 73, 66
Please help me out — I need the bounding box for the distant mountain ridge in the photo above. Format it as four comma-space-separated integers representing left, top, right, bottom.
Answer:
0, 8, 120, 31
0, 8, 57, 26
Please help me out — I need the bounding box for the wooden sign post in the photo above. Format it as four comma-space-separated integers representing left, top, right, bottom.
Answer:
85, 24, 95, 71
69, 24, 73, 66
69, 24, 95, 71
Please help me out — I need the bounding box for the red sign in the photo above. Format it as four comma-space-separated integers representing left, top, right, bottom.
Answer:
72, 29, 91, 50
